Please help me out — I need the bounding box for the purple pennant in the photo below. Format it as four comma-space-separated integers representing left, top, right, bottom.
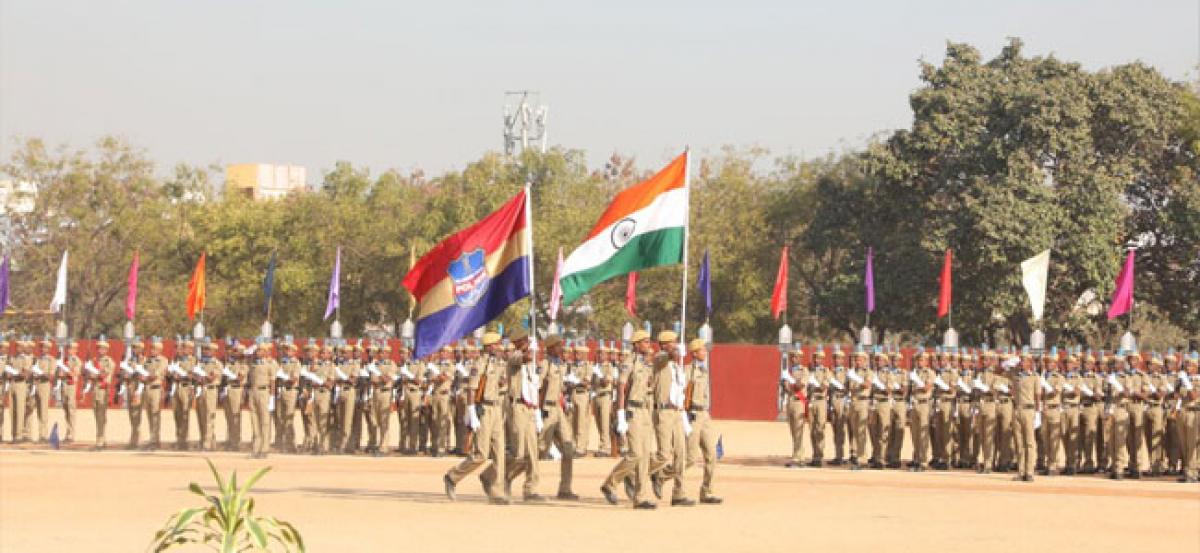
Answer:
865, 247, 875, 314
324, 247, 341, 320
0, 254, 9, 315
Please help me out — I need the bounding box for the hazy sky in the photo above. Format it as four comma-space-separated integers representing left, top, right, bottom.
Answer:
1, 1, 1196, 179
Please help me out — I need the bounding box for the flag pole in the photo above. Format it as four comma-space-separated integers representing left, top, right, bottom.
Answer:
523, 181, 538, 343
678, 149, 691, 353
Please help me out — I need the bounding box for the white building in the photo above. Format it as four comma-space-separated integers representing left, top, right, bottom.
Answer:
0, 180, 37, 214
225, 164, 308, 200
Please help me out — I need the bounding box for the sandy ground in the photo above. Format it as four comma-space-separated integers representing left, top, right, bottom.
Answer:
1, 413, 1198, 552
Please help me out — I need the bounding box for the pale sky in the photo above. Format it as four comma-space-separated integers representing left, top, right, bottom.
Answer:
1, 1, 1196, 179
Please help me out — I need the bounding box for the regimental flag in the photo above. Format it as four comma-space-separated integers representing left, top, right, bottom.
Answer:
548, 246, 564, 321
402, 190, 532, 359
1020, 249, 1051, 322
1107, 250, 1135, 320
937, 249, 953, 318
324, 247, 341, 321
263, 250, 277, 316
0, 254, 9, 316
558, 151, 688, 306
126, 251, 139, 320
697, 250, 712, 319
186, 252, 206, 321
50, 250, 68, 312
770, 246, 788, 320
865, 247, 875, 314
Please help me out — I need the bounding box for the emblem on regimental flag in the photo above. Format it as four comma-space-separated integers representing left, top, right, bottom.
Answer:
449, 248, 490, 307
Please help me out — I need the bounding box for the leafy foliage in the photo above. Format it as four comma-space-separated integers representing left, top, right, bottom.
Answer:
148, 459, 304, 553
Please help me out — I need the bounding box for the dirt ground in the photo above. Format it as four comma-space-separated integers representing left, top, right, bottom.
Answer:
1, 414, 1197, 552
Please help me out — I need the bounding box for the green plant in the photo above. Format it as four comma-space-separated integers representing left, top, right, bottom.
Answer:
148, 459, 305, 552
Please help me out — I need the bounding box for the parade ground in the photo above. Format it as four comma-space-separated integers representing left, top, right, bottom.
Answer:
1, 418, 1196, 552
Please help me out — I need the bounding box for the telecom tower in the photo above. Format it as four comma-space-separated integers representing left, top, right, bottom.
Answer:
503, 91, 549, 156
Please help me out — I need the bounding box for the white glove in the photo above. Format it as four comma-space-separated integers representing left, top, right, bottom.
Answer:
467, 407, 481, 431
535, 409, 544, 433
680, 410, 692, 436
1034, 411, 1042, 429
616, 409, 629, 435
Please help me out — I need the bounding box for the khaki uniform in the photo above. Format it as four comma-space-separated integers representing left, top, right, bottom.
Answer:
313, 361, 336, 453
1079, 369, 1103, 471
504, 355, 542, 497
196, 357, 222, 451
91, 356, 116, 447
170, 356, 195, 449
8, 354, 32, 441
1144, 371, 1169, 473
956, 367, 977, 467
125, 355, 147, 447
247, 357, 275, 456
594, 361, 619, 455
367, 359, 398, 453
25, 355, 55, 441
848, 364, 874, 466
1012, 370, 1039, 478
538, 357, 575, 495
1178, 371, 1198, 480
975, 369, 999, 470
785, 364, 809, 464
224, 359, 249, 451
1061, 371, 1083, 472
400, 362, 424, 453
603, 355, 655, 504
430, 362, 454, 455
1125, 370, 1147, 474
447, 354, 508, 500
686, 360, 718, 500
60, 354, 82, 442
1041, 371, 1065, 471
869, 368, 894, 466
885, 369, 908, 466
932, 366, 958, 467
829, 364, 850, 462
994, 373, 1015, 469
568, 362, 593, 454
1107, 371, 1133, 474
142, 354, 168, 448
909, 365, 936, 469
807, 366, 831, 463
334, 359, 358, 453
650, 353, 690, 501
275, 357, 302, 452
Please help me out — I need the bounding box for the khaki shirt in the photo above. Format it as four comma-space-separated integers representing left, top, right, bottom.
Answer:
147, 355, 169, 386
248, 359, 276, 389
621, 355, 653, 407
788, 364, 810, 401
539, 359, 567, 408
63, 355, 82, 386
36, 355, 56, 382
1013, 371, 1038, 407
808, 366, 831, 400
468, 355, 506, 403
850, 366, 874, 399
594, 362, 619, 394
652, 353, 684, 408
911, 367, 935, 401
687, 361, 710, 410
1044, 372, 1066, 407
279, 358, 302, 391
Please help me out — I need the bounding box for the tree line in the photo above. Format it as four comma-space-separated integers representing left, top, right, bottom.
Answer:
3, 40, 1197, 350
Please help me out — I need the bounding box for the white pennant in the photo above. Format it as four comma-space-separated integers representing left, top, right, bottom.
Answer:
50, 250, 68, 312
1020, 249, 1050, 322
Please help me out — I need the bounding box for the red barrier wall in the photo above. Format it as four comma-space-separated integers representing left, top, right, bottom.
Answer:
710, 344, 780, 421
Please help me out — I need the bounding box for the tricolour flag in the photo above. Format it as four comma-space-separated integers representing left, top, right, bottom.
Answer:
402, 189, 532, 358
558, 152, 688, 306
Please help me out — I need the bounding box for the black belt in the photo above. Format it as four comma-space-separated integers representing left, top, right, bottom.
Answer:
316, 389, 330, 394
1021, 404, 1035, 409
1188, 407, 1200, 412
229, 385, 242, 389
689, 403, 707, 411
810, 395, 826, 401
981, 398, 995, 403
254, 386, 268, 390
480, 399, 498, 406
915, 399, 930, 404
280, 386, 295, 391
1081, 401, 1096, 406
543, 400, 559, 407
149, 385, 161, 389
998, 398, 1012, 403
437, 390, 450, 395
657, 403, 678, 410
1146, 401, 1161, 407
204, 385, 219, 390
595, 391, 611, 396
627, 400, 645, 408
1045, 404, 1060, 409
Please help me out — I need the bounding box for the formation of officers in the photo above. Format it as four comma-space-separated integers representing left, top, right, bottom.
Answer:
780, 344, 1200, 483
0, 329, 723, 508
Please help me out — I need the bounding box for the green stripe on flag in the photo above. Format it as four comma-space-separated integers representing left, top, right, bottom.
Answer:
559, 227, 684, 306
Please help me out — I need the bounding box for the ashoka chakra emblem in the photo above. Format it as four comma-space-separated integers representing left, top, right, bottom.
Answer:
610, 218, 637, 249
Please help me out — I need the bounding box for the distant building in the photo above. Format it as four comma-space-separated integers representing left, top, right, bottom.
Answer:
225, 164, 308, 200
0, 179, 37, 214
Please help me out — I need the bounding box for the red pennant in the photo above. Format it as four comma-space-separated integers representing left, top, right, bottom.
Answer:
937, 249, 952, 318
770, 246, 789, 320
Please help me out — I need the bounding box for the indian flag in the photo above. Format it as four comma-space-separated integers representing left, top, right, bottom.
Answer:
559, 151, 689, 306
